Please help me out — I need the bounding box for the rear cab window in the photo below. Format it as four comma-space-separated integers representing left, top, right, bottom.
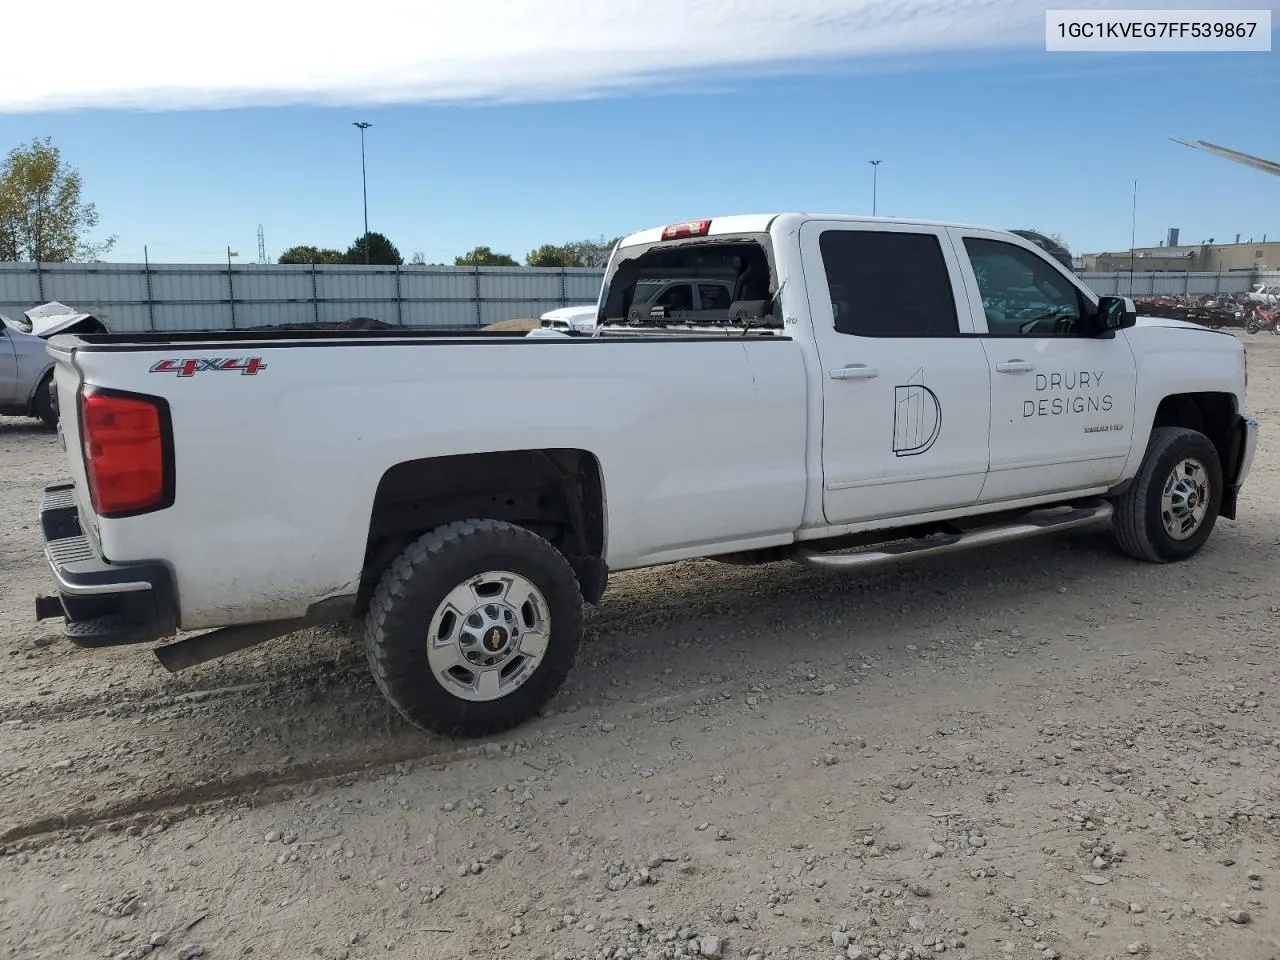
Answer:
599, 232, 781, 333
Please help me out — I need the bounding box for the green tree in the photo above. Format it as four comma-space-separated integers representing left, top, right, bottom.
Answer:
344, 231, 402, 265
455, 245, 518, 267
525, 243, 580, 267
0, 137, 115, 261
278, 244, 346, 264
564, 235, 621, 268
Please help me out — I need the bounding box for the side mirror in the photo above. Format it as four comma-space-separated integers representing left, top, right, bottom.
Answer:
1095, 295, 1137, 333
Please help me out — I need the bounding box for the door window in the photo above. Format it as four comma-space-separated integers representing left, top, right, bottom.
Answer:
652, 283, 694, 310
963, 237, 1086, 337
818, 230, 960, 338
697, 283, 731, 309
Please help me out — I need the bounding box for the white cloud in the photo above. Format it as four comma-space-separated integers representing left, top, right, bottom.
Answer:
0, 0, 1233, 112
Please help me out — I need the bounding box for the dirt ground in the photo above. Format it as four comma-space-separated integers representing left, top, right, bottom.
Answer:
1, 336, 1278, 960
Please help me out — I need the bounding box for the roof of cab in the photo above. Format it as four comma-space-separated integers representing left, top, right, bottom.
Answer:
616, 213, 999, 249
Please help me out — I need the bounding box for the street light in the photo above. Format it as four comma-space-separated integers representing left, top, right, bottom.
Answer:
869, 160, 882, 217
353, 121, 372, 264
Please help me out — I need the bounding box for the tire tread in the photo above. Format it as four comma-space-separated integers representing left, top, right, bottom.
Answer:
1112, 426, 1220, 563
364, 519, 583, 737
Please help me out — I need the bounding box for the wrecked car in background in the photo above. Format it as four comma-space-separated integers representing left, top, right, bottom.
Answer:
0, 302, 107, 427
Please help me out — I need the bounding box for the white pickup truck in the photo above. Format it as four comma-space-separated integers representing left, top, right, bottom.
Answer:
34, 213, 1259, 737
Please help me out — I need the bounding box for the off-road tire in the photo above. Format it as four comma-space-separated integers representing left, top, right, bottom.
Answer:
364, 519, 584, 737
34, 375, 57, 429
1112, 426, 1222, 563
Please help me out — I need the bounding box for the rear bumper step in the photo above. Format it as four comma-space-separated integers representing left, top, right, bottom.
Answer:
35, 483, 178, 647
794, 501, 1114, 570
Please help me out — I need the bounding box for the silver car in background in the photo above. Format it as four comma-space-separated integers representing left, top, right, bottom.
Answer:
0, 302, 106, 428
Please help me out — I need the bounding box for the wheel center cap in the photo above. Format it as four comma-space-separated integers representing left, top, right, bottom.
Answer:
482, 625, 509, 653
1187, 492, 1198, 508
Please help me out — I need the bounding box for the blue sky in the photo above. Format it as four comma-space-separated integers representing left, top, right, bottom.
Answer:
0, 2, 1276, 264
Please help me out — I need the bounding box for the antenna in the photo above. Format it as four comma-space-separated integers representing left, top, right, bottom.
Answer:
257, 225, 267, 264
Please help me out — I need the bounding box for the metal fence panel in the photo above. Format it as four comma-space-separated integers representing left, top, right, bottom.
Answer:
479, 300, 564, 326
479, 268, 564, 301
2, 262, 1276, 333
397, 268, 478, 301
1078, 271, 1273, 298
0, 263, 48, 310
147, 266, 228, 303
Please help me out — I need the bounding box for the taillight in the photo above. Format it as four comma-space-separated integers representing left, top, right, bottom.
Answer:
79, 387, 174, 517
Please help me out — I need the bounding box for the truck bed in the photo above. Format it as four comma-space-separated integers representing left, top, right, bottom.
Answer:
46, 325, 811, 631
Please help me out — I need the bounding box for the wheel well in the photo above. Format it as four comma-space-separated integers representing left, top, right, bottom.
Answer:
359, 449, 606, 608
1151, 392, 1237, 475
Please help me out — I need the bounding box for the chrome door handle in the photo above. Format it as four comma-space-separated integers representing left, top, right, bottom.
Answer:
829, 364, 879, 380
995, 360, 1034, 374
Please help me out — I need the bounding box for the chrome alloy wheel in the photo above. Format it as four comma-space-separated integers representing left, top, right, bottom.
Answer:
426, 571, 551, 702
1160, 457, 1210, 541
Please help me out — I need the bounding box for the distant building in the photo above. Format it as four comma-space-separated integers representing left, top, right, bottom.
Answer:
1081, 238, 1279, 273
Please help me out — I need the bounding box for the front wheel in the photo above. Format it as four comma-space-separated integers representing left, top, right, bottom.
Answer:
1111, 426, 1223, 563
364, 519, 584, 737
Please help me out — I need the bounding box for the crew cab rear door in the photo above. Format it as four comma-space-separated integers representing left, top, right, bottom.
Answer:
799, 219, 991, 525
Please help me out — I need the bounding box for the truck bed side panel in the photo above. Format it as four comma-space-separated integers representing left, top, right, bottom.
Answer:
69, 337, 809, 629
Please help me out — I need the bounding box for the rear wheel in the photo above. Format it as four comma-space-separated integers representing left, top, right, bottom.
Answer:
364, 519, 584, 737
33, 375, 56, 429
1111, 426, 1222, 563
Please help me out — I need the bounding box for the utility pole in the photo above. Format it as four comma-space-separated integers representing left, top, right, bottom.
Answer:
353, 122, 372, 264
869, 160, 882, 217
1129, 178, 1138, 297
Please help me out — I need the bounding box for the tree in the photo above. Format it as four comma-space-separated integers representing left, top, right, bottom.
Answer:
344, 231, 402, 265
455, 245, 518, 267
526, 243, 580, 267
523, 236, 622, 269
278, 244, 345, 264
410, 251, 427, 265
565, 235, 621, 268
0, 137, 115, 261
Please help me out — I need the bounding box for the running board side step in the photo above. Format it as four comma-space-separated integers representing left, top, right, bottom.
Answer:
793, 502, 1114, 571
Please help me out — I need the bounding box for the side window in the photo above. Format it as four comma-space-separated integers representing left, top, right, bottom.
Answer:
963, 237, 1085, 337
818, 230, 959, 337
653, 283, 694, 310
698, 283, 731, 310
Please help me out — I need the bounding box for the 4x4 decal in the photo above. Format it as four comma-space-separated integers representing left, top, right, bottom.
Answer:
149, 358, 267, 377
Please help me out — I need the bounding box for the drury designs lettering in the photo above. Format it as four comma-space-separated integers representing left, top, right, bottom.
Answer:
1022, 370, 1113, 418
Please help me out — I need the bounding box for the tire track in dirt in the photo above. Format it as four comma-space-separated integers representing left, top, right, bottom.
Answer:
1, 524, 1265, 851
0, 682, 722, 847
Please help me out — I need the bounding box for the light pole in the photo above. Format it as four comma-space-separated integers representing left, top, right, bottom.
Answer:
869, 160, 881, 217
353, 121, 372, 264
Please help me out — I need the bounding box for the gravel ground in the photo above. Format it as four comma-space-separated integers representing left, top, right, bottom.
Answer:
1, 336, 1278, 960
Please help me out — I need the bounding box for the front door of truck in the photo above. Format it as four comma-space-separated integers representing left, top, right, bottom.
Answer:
799, 220, 992, 525
948, 228, 1138, 503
